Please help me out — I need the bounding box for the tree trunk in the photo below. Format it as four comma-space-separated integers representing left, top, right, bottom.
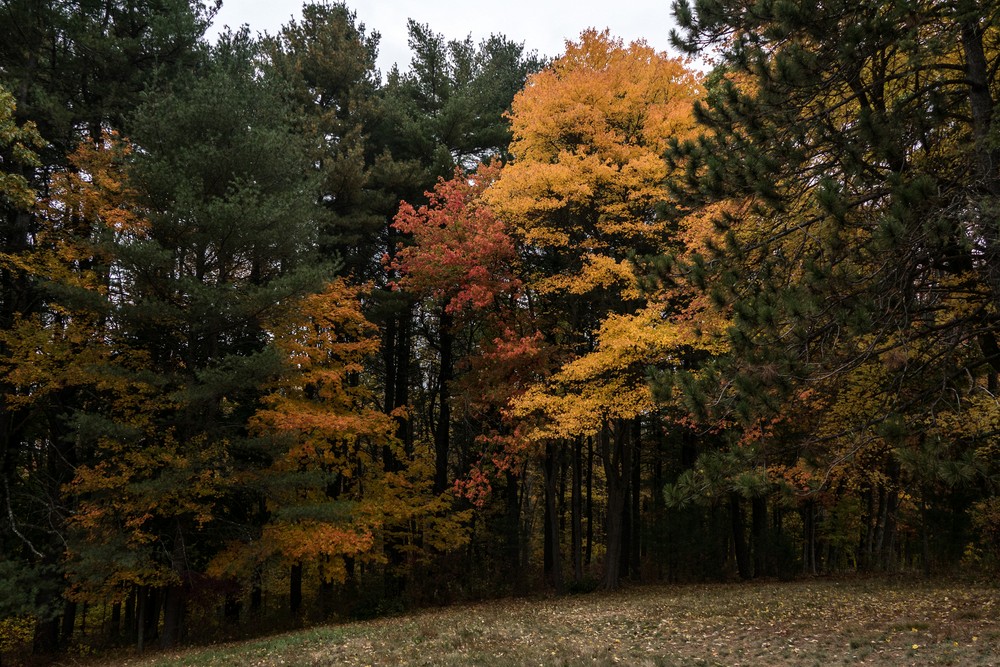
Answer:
619, 479, 632, 579
542, 442, 563, 592
224, 593, 241, 625
601, 420, 632, 590
60, 600, 76, 648
882, 488, 899, 570
559, 443, 568, 535
433, 310, 452, 494
290, 563, 303, 619
651, 424, 666, 580
138, 586, 161, 651
110, 601, 121, 639
861, 486, 876, 570
143, 587, 161, 644
802, 501, 817, 575
751, 495, 768, 577
629, 419, 642, 578
244, 568, 260, 616
124, 587, 136, 644
920, 493, 932, 577
585, 436, 594, 566
959, 12, 998, 195
160, 584, 185, 649
394, 312, 413, 456
730, 493, 751, 580
136, 587, 146, 654
319, 578, 335, 620
571, 438, 583, 584
160, 521, 188, 648
503, 470, 523, 588
32, 618, 58, 655
383, 307, 412, 598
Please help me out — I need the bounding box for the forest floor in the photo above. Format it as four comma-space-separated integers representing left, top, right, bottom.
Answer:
79, 576, 998, 667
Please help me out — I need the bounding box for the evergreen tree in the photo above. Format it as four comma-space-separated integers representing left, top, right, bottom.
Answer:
267, 2, 384, 280
64, 29, 326, 648
666, 0, 1000, 571
0, 0, 213, 652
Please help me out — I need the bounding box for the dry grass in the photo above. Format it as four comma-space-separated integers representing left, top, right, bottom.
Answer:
79, 576, 999, 666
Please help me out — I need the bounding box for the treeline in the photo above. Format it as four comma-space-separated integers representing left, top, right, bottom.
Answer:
1, 0, 998, 661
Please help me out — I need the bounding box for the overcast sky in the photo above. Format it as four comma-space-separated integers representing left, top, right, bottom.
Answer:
206, 0, 681, 76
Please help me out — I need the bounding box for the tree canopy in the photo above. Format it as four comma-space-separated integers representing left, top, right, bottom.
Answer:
1, 0, 998, 660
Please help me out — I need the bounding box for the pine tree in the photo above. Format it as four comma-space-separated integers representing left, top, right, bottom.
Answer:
0, 1, 212, 652
64, 30, 326, 648
667, 0, 1000, 572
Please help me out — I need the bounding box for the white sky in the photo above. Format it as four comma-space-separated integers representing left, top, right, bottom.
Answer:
207, 0, 681, 77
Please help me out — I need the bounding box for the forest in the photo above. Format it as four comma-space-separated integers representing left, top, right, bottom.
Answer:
1, 0, 999, 660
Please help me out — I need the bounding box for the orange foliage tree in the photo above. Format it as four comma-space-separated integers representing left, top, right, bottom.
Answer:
202, 280, 395, 614
485, 30, 703, 590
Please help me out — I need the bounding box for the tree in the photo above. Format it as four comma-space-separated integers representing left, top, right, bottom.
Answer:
378, 22, 544, 175
0, 0, 215, 149
0, 3, 212, 649
267, 1, 385, 279
207, 280, 395, 618
65, 30, 326, 648
390, 162, 521, 494
486, 30, 701, 590
368, 22, 542, 599
668, 0, 1000, 573
0, 83, 64, 642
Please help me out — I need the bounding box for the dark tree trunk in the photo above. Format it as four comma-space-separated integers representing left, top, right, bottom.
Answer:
160, 522, 187, 648
60, 600, 76, 647
124, 587, 136, 643
751, 495, 768, 577
381, 304, 413, 471
960, 13, 998, 194
861, 486, 876, 570
629, 419, 642, 578
250, 572, 263, 615
503, 470, 523, 587
881, 488, 899, 570
585, 436, 594, 566
394, 312, 413, 456
32, 618, 59, 655
319, 577, 335, 619
542, 442, 563, 592
223, 593, 241, 625
290, 563, 303, 619
802, 501, 817, 575
143, 587, 161, 644
730, 493, 751, 580
601, 420, 632, 590
138, 586, 161, 651
571, 438, 583, 584
651, 423, 666, 580
110, 601, 121, 639
433, 310, 452, 494
136, 587, 146, 654
383, 307, 412, 598
619, 482, 632, 579
383, 317, 398, 420
920, 492, 932, 577
160, 585, 185, 649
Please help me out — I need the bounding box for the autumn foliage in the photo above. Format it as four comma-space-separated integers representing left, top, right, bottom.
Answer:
2, 2, 999, 661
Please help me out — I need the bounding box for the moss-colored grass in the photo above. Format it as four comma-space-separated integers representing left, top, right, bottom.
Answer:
79, 576, 999, 667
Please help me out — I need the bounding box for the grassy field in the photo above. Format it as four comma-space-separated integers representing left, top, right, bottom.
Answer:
84, 576, 998, 667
